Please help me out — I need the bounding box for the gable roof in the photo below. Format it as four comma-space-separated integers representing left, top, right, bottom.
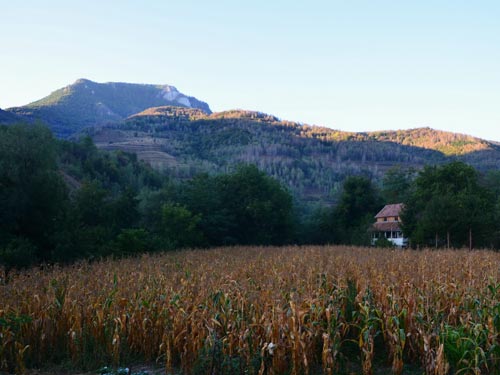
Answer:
371, 221, 402, 232
375, 203, 404, 219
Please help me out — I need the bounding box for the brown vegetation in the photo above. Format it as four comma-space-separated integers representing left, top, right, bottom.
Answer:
2, 246, 500, 374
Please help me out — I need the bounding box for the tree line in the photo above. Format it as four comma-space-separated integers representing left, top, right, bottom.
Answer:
0, 124, 294, 275
2, 123, 500, 275
306, 161, 500, 249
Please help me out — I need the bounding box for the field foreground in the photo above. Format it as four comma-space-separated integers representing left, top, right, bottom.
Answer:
2, 246, 500, 374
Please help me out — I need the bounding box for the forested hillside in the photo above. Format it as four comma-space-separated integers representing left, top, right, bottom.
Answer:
4, 79, 500, 205
88, 107, 500, 204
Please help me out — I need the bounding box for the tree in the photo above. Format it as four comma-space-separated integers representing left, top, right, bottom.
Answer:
298, 205, 336, 245
178, 174, 236, 246
160, 203, 203, 249
74, 181, 109, 227
402, 162, 494, 249
113, 228, 151, 255
0, 238, 37, 281
381, 166, 415, 204
217, 165, 294, 245
0, 124, 69, 264
109, 187, 139, 230
177, 165, 294, 246
417, 194, 460, 248
333, 176, 381, 245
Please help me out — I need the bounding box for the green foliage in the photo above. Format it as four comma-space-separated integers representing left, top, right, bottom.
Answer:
6, 121, 500, 275
374, 237, 395, 248
192, 335, 258, 375
333, 176, 381, 245
160, 203, 203, 250
58, 136, 163, 191
0, 123, 69, 263
0, 238, 37, 272
75, 181, 109, 226
216, 164, 294, 245
113, 229, 151, 255
0, 313, 32, 332
297, 205, 336, 244
381, 166, 416, 204
0, 124, 172, 268
402, 161, 495, 248
441, 324, 488, 374
98, 111, 468, 206
185, 175, 235, 244
177, 165, 295, 246
85, 109, 500, 207
301, 176, 381, 246
336, 176, 379, 226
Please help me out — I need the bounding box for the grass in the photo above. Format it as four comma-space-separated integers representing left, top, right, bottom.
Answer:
2, 246, 500, 374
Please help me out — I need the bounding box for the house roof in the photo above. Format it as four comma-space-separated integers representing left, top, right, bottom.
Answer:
374, 203, 404, 219
371, 221, 402, 232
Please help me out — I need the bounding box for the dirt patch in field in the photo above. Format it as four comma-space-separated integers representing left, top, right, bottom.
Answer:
25, 363, 168, 375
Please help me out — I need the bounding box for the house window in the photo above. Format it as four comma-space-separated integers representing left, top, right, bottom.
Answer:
384, 217, 387, 222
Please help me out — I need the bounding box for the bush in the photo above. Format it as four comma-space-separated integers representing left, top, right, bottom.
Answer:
0, 237, 37, 270
113, 228, 151, 255
374, 237, 395, 248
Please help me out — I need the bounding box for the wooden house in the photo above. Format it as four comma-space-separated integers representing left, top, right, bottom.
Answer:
371, 203, 408, 247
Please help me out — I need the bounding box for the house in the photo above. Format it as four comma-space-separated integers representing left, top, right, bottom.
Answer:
371, 203, 408, 247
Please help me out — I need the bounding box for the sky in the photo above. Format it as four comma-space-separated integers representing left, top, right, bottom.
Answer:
1, 1, 499, 140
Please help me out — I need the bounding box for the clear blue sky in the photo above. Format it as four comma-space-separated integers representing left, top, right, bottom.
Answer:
1, 1, 499, 140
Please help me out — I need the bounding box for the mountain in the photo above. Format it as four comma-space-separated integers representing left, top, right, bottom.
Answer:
7, 79, 211, 138
86, 107, 500, 203
5, 79, 499, 203
0, 108, 22, 124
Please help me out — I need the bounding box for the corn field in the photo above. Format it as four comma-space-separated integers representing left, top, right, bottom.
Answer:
2, 246, 500, 374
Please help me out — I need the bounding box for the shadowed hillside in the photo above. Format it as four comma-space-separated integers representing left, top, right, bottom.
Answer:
0, 108, 22, 124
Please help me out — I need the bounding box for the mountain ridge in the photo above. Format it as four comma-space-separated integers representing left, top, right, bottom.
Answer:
6, 79, 211, 137
86, 105, 500, 203
121, 106, 495, 156
3, 79, 500, 204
